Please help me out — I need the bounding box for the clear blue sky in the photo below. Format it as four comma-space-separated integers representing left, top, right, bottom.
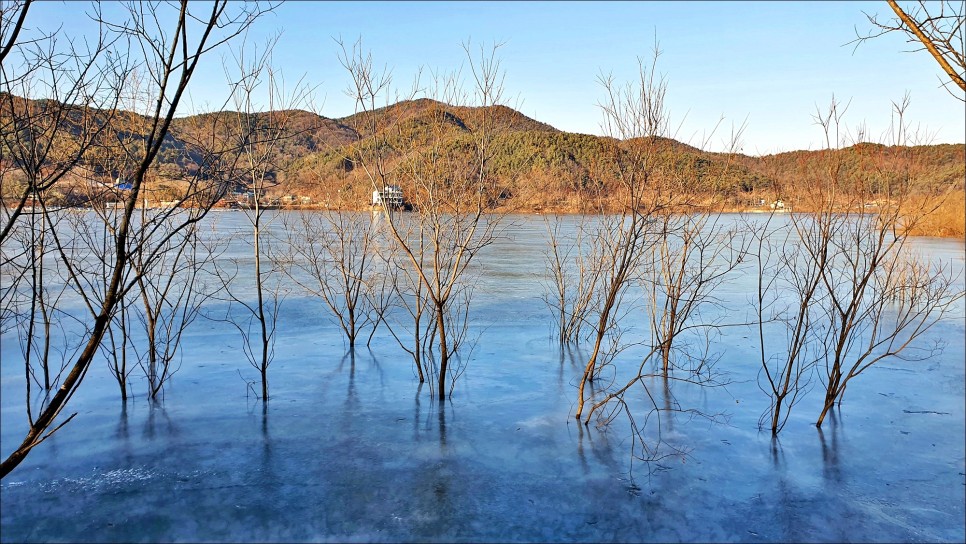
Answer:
24, 1, 966, 155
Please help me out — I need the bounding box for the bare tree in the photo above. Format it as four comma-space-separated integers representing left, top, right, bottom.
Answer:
339, 39, 512, 400
382, 234, 434, 383
808, 201, 961, 426
755, 97, 964, 432
333, 38, 435, 380
0, 2, 128, 244
853, 0, 965, 99
572, 48, 674, 421
561, 42, 745, 471
640, 154, 748, 378
79, 66, 233, 403
750, 210, 823, 435
1, 0, 275, 478
134, 222, 218, 400
542, 210, 607, 345
0, 0, 32, 67
281, 205, 392, 350
101, 279, 136, 400
211, 38, 313, 401
5, 204, 80, 414
0, 3, 127, 363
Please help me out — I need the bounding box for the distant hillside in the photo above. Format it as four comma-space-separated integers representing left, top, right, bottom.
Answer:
743, 143, 965, 195
161, 109, 358, 176
338, 98, 559, 137
2, 94, 963, 216
278, 99, 963, 212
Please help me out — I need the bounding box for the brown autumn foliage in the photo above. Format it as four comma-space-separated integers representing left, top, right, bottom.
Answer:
2, 95, 963, 236
904, 189, 965, 237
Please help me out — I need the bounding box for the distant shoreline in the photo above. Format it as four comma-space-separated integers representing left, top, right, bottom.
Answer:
6, 198, 961, 239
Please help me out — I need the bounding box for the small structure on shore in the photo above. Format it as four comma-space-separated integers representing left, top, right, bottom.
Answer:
372, 185, 404, 208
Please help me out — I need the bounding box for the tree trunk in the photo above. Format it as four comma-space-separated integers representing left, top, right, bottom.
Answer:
261, 365, 269, 401
436, 301, 448, 400
254, 211, 270, 402
1, 310, 111, 477
575, 327, 606, 420
887, 0, 966, 92
816, 396, 836, 427
816, 378, 840, 427
660, 341, 671, 374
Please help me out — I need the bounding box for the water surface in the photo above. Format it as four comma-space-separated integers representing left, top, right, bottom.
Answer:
2, 213, 963, 542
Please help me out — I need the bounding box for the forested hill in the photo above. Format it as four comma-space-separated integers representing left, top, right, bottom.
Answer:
278, 99, 964, 211
3, 94, 964, 212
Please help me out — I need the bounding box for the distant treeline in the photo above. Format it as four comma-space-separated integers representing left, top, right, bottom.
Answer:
3, 94, 964, 222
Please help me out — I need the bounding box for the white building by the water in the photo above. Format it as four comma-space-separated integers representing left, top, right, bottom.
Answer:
372, 185, 404, 208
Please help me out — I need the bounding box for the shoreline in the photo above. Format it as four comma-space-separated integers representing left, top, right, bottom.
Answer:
4, 201, 962, 239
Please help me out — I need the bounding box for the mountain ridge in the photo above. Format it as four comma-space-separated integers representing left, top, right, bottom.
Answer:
2, 94, 963, 216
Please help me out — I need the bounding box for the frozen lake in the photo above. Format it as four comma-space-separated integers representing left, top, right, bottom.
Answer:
2, 212, 964, 542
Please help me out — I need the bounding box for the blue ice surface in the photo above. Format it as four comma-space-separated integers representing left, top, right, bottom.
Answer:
1, 213, 964, 542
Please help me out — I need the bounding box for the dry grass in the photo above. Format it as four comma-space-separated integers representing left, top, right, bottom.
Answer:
905, 191, 965, 238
